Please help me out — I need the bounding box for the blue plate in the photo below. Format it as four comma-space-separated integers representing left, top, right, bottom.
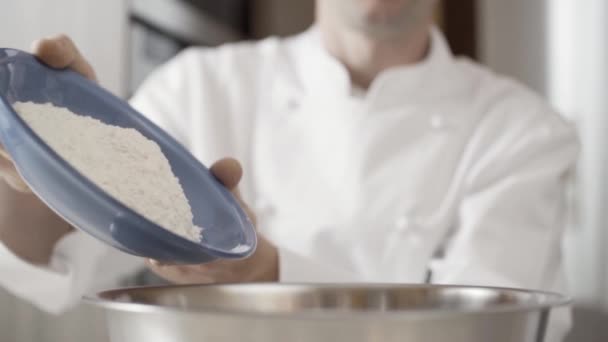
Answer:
0, 48, 256, 264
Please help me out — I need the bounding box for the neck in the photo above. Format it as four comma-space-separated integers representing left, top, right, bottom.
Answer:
317, 18, 432, 89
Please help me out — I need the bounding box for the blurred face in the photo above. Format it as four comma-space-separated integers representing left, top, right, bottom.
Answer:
319, 0, 437, 37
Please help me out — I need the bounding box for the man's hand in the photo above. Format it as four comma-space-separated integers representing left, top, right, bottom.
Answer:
0, 34, 96, 193
147, 158, 279, 284
32, 34, 97, 82
0, 34, 93, 264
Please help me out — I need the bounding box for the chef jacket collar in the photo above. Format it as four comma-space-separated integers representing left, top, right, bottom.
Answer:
292, 25, 453, 108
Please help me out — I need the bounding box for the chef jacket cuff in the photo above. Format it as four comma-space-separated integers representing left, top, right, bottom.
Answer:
0, 230, 107, 314
277, 247, 361, 283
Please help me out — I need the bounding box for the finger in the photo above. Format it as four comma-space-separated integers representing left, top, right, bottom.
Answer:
2, 174, 30, 193
0, 140, 32, 193
31, 34, 97, 81
0, 146, 10, 160
146, 258, 181, 267
232, 193, 257, 227
146, 259, 214, 284
0, 156, 30, 193
209, 158, 257, 226
146, 259, 187, 283
210, 158, 242, 190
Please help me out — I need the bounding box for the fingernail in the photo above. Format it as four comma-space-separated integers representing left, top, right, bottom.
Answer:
29, 39, 42, 52
147, 259, 161, 267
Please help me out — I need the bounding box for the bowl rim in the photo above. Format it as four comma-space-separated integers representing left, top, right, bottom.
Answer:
0, 47, 257, 260
84, 283, 572, 320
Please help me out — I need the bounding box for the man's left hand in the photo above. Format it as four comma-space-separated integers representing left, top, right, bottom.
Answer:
147, 158, 279, 284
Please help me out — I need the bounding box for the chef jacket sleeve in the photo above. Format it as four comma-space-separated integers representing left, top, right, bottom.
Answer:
0, 229, 143, 314
429, 108, 579, 342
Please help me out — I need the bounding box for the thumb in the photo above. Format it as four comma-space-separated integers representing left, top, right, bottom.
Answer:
210, 158, 242, 190
209, 157, 257, 227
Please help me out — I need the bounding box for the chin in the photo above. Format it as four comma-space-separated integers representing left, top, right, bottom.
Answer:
343, 0, 435, 34
361, 0, 413, 12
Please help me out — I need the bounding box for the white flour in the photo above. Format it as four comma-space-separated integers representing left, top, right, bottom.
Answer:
14, 101, 202, 242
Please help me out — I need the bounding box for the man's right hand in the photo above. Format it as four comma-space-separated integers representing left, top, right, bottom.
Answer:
32, 34, 97, 82
0, 34, 96, 264
0, 147, 30, 193
0, 34, 97, 193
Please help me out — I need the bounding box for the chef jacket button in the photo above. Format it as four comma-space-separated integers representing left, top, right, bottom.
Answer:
394, 215, 411, 231
409, 233, 423, 246
540, 125, 552, 138
254, 197, 275, 216
429, 115, 445, 129
286, 98, 300, 111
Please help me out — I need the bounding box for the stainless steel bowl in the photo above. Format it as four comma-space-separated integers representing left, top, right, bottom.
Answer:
86, 283, 569, 342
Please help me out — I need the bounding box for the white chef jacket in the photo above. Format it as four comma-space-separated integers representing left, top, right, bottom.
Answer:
0, 27, 578, 340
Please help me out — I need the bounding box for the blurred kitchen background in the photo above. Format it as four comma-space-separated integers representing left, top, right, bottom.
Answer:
0, 0, 606, 341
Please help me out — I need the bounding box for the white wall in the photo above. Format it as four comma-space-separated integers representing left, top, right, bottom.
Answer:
555, 3, 608, 340
546, 0, 608, 307
0, 0, 129, 96
478, 0, 608, 340
477, 0, 549, 94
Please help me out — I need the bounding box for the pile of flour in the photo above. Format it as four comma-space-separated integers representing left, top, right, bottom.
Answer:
14, 101, 202, 242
